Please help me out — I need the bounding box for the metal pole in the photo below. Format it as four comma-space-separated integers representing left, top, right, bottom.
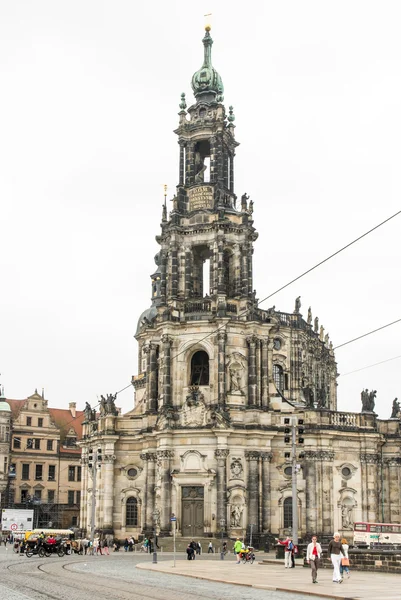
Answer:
90, 451, 97, 552
152, 520, 157, 564
291, 418, 298, 545
220, 519, 225, 560
250, 523, 253, 548
173, 520, 176, 568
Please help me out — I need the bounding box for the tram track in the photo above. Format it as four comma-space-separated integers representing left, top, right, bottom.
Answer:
2, 556, 219, 600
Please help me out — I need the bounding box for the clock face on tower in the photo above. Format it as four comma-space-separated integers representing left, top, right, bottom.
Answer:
273, 338, 282, 351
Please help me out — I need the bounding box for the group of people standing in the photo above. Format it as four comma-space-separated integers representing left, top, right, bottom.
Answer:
186, 540, 202, 559
277, 533, 350, 585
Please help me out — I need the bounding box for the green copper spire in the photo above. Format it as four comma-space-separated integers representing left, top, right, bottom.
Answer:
191, 26, 224, 103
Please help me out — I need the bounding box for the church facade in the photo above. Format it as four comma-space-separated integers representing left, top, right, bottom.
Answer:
80, 27, 401, 542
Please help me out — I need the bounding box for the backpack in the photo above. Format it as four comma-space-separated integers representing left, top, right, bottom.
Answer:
288, 541, 294, 550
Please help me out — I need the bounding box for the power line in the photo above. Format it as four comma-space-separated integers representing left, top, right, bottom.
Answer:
167, 208, 401, 363
340, 354, 401, 377
334, 318, 401, 350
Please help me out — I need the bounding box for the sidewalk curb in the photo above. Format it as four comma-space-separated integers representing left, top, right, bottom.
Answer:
136, 563, 359, 600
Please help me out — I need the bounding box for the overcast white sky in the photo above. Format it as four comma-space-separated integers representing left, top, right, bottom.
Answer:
1, 1, 400, 418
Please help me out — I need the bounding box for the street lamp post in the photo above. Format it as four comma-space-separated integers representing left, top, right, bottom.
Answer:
220, 518, 225, 560
152, 511, 158, 564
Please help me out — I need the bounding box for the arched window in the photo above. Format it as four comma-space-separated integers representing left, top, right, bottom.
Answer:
273, 364, 284, 392
126, 497, 138, 527
283, 497, 293, 529
190, 350, 209, 386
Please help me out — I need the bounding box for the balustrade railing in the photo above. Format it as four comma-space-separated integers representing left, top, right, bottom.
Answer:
330, 412, 358, 427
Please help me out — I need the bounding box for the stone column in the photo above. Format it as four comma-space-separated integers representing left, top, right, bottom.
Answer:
145, 453, 157, 532
261, 452, 272, 532
246, 451, 260, 532
247, 336, 257, 407
80, 455, 88, 533
255, 339, 261, 407
304, 451, 318, 535
216, 133, 224, 186
217, 238, 225, 295
387, 458, 401, 523
158, 450, 174, 534
321, 452, 335, 535
160, 250, 167, 302
261, 337, 269, 408
148, 343, 158, 412
102, 454, 115, 531
179, 141, 185, 185
185, 248, 193, 298
223, 149, 229, 189
215, 449, 229, 527
217, 331, 227, 406
247, 243, 253, 298
162, 335, 172, 407
210, 135, 217, 184
186, 142, 195, 186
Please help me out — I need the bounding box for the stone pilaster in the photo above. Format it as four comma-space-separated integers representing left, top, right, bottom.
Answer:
247, 243, 253, 298
255, 339, 261, 407
160, 250, 167, 302
247, 336, 257, 407
360, 453, 380, 523
162, 335, 172, 407
261, 452, 273, 532
261, 337, 269, 408
140, 453, 149, 530
179, 141, 185, 185
210, 136, 217, 184
223, 150, 229, 189
186, 142, 195, 186
321, 454, 334, 535
215, 449, 229, 526
217, 238, 225, 295
246, 451, 260, 532
217, 331, 227, 405
384, 458, 401, 523
170, 244, 178, 299
304, 451, 318, 535
145, 453, 157, 532
102, 454, 115, 531
241, 244, 249, 297
158, 450, 174, 533
229, 153, 234, 193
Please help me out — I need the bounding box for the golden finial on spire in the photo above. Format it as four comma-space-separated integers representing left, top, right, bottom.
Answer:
204, 12, 212, 31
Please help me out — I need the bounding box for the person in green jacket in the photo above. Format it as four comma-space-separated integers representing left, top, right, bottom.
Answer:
233, 538, 243, 563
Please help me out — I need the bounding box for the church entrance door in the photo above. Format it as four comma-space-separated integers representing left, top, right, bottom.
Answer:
182, 486, 204, 537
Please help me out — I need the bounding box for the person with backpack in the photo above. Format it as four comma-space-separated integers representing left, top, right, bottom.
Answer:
275, 536, 294, 568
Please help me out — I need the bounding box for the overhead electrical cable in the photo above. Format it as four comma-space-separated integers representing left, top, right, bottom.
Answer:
333, 318, 401, 350
340, 354, 401, 377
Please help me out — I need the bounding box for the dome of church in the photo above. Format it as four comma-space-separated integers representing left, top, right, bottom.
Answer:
0, 400, 11, 412
191, 27, 224, 103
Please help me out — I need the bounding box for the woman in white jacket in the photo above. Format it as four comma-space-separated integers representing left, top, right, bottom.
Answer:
306, 536, 322, 584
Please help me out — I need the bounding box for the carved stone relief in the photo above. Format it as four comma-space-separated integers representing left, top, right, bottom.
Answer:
230, 458, 243, 479
226, 352, 247, 395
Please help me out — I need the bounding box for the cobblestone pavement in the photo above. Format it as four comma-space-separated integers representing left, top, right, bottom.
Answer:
0, 548, 311, 600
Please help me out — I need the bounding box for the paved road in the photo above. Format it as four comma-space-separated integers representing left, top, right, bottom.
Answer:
0, 548, 311, 600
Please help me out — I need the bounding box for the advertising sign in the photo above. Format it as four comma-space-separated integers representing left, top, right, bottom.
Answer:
1, 508, 34, 532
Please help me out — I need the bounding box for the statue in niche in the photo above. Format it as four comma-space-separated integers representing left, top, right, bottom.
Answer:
341, 503, 354, 529
230, 458, 243, 479
361, 389, 376, 412
391, 398, 400, 419
230, 504, 243, 527
195, 152, 207, 183
229, 364, 242, 393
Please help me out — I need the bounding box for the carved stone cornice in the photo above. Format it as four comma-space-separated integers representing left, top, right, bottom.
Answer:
245, 450, 260, 461
246, 336, 258, 346
157, 450, 174, 460
360, 453, 380, 464
215, 449, 229, 459
261, 452, 273, 462
304, 450, 334, 462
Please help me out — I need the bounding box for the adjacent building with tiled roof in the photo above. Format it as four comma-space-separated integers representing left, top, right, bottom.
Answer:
1, 390, 83, 530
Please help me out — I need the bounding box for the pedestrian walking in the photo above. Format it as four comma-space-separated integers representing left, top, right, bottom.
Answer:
340, 538, 350, 578
328, 532, 345, 583
233, 538, 243, 563
186, 544, 195, 560
101, 539, 110, 555
82, 537, 89, 555
208, 541, 214, 554
275, 536, 294, 568
306, 535, 322, 584
124, 538, 129, 552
